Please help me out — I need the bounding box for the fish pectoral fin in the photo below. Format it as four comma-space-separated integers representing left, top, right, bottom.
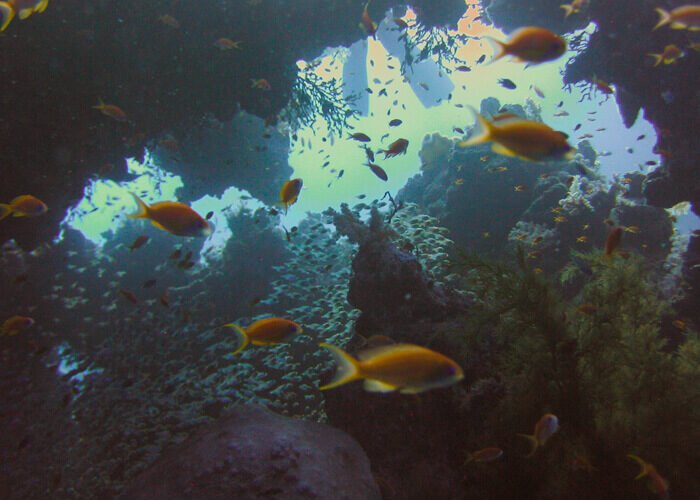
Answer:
149, 220, 168, 232
363, 379, 398, 393
491, 142, 519, 158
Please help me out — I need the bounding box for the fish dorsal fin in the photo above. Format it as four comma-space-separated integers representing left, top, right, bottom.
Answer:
363, 379, 398, 393
492, 113, 521, 123
557, 131, 569, 139
357, 343, 425, 361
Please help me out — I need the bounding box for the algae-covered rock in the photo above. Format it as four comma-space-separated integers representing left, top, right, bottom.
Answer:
121, 405, 380, 500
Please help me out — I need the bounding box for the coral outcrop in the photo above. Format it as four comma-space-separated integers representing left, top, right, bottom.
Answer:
120, 404, 380, 500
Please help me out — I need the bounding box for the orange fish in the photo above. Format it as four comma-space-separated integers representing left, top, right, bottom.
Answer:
158, 14, 180, 28
647, 44, 684, 66
591, 77, 614, 95
560, 0, 588, 18
279, 178, 303, 213
1, 315, 34, 336
360, 0, 378, 38
159, 290, 170, 308
213, 38, 242, 50
128, 193, 212, 237
224, 317, 303, 355
367, 162, 388, 181
627, 454, 670, 500
0, 195, 47, 221
0, 0, 48, 32
519, 413, 559, 457
319, 342, 464, 394
576, 303, 597, 315
671, 319, 686, 331
251, 78, 271, 90
604, 226, 623, 257
465, 447, 504, 463
93, 98, 127, 122
485, 27, 567, 64
653, 5, 700, 31
459, 109, 574, 162
119, 289, 138, 305
129, 235, 149, 251
380, 138, 409, 159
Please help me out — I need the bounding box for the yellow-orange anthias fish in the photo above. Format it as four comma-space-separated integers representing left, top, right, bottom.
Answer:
279, 178, 303, 213
458, 109, 575, 162
465, 447, 504, 463
225, 318, 303, 355
560, 0, 588, 18
0, 0, 48, 32
653, 5, 700, 31
647, 44, 685, 66
319, 342, 464, 394
0, 194, 48, 221
519, 413, 559, 457
1, 315, 34, 336
360, 0, 378, 38
627, 454, 670, 500
128, 193, 212, 237
485, 27, 567, 64
93, 98, 128, 122
380, 138, 409, 159
213, 38, 242, 50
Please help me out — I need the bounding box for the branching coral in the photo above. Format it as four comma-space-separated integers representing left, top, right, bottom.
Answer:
281, 54, 360, 137
450, 248, 700, 497
399, 22, 470, 75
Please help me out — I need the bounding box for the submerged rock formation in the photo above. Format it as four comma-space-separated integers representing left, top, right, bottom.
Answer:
328, 204, 468, 333
121, 405, 380, 500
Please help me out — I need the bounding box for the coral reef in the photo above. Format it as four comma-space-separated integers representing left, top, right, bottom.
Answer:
0, 0, 467, 249
398, 99, 675, 276
326, 202, 468, 334
120, 404, 380, 500
0, 206, 357, 497
153, 112, 293, 204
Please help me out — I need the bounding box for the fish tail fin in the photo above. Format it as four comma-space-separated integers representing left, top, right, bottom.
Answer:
92, 97, 105, 110
627, 454, 649, 480
127, 192, 150, 219
318, 342, 362, 390
0, 203, 12, 221
647, 52, 663, 66
653, 8, 671, 31
560, 4, 574, 18
518, 434, 538, 458
224, 323, 250, 355
482, 36, 507, 63
457, 108, 493, 148
0, 2, 15, 32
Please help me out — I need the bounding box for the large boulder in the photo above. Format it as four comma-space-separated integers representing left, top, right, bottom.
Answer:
120, 405, 380, 500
